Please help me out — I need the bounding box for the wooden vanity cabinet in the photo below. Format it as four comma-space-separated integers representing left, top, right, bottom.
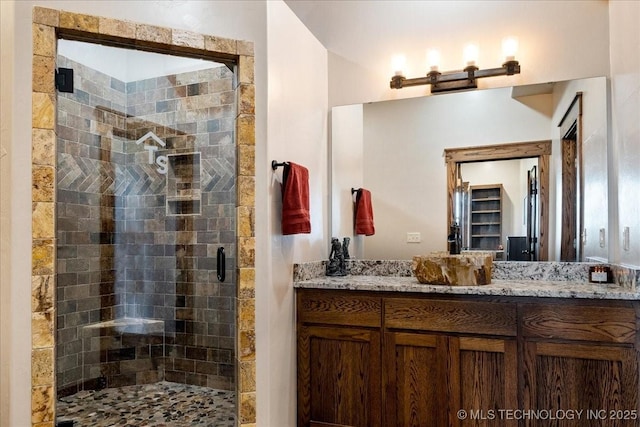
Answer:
383, 332, 443, 426
296, 289, 640, 427
521, 302, 640, 427
384, 332, 519, 427
384, 298, 518, 427
296, 291, 382, 427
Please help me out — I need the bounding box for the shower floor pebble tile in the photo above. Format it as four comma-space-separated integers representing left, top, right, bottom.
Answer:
57, 381, 236, 427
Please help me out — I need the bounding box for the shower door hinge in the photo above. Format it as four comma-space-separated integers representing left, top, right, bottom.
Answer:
55, 68, 74, 93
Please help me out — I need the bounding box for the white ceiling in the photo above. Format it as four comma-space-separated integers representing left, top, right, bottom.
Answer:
284, 0, 527, 72
283, 0, 609, 89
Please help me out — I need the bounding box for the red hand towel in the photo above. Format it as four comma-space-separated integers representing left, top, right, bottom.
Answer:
355, 188, 375, 236
281, 162, 311, 235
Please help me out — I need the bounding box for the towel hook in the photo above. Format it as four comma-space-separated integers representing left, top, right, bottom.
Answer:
351, 187, 360, 195
272, 160, 288, 171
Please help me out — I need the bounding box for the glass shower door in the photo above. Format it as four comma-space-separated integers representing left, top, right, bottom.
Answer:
55, 38, 237, 426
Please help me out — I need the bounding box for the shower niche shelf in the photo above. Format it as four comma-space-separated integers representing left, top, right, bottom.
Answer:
166, 152, 202, 216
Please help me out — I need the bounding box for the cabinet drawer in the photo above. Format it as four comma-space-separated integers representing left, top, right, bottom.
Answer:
385, 298, 517, 336
297, 291, 381, 327
521, 304, 636, 343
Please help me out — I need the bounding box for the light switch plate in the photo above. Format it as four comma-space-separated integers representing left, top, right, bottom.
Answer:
623, 226, 630, 251
407, 232, 421, 243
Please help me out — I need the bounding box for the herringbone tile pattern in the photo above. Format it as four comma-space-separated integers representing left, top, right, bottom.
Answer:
202, 157, 235, 193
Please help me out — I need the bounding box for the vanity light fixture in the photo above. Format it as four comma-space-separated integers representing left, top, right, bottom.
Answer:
390, 37, 521, 93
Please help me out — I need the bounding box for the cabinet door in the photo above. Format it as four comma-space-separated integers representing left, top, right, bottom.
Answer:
385, 333, 518, 427
298, 325, 381, 427
453, 337, 518, 427
384, 332, 444, 427
523, 341, 639, 427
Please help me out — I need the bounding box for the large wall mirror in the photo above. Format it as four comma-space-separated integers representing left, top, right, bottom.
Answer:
331, 77, 609, 262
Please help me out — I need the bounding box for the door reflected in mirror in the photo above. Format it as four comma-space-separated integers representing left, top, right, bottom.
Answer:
445, 140, 550, 260
456, 158, 539, 260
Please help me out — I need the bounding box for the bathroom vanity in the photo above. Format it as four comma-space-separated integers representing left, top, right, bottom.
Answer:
294, 262, 640, 427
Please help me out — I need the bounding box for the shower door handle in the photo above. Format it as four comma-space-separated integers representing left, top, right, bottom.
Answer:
217, 246, 225, 282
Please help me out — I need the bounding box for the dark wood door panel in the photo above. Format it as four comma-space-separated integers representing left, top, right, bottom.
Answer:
298, 291, 381, 327
298, 325, 381, 427
521, 304, 636, 343
523, 342, 639, 427
457, 338, 518, 427
385, 333, 441, 427
385, 299, 517, 336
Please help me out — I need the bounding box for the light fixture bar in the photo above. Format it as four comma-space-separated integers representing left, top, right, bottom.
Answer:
390, 60, 521, 93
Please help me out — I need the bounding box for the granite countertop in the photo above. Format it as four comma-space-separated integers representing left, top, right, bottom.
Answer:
294, 275, 640, 300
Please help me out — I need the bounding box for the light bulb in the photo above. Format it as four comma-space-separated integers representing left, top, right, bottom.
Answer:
391, 54, 406, 76
502, 36, 519, 62
463, 43, 479, 67
427, 49, 440, 72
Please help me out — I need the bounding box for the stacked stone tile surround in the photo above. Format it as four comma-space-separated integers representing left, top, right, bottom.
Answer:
31, 8, 256, 427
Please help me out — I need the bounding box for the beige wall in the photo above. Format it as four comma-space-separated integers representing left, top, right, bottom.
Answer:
0, 2, 16, 425
260, 2, 328, 426
610, 0, 640, 268
327, 1, 610, 107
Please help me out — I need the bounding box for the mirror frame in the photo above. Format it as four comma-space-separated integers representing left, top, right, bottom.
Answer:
444, 140, 552, 261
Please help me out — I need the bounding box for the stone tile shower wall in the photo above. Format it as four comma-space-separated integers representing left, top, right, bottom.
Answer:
56, 55, 236, 397
56, 56, 128, 396
124, 66, 236, 390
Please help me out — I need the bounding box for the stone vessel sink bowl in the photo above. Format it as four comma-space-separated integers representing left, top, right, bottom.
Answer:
412, 253, 493, 286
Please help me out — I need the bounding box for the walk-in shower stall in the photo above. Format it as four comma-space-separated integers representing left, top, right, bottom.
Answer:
54, 39, 237, 426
